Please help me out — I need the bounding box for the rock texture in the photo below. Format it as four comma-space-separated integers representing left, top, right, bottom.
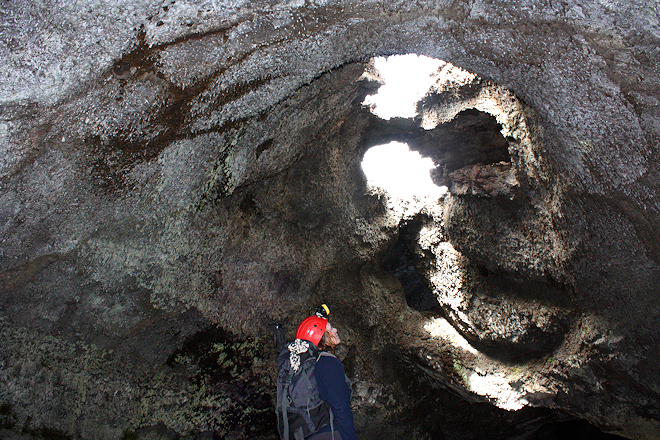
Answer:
1, 1, 659, 439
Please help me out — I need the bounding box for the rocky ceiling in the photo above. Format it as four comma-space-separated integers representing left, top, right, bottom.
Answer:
1, 1, 659, 439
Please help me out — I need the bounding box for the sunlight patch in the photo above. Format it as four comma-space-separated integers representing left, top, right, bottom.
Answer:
424, 317, 529, 411
424, 317, 477, 354
468, 372, 528, 411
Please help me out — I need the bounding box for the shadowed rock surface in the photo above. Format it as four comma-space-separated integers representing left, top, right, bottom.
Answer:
1, 1, 659, 439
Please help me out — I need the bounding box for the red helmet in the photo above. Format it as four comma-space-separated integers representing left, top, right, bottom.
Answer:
296, 316, 327, 346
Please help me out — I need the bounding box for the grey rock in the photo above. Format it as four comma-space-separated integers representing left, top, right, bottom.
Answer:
1, 1, 659, 439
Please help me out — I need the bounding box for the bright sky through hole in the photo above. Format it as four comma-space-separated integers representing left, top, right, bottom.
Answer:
362, 141, 446, 200
363, 54, 445, 120
361, 55, 447, 200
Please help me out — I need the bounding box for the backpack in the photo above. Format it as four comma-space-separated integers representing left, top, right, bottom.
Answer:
276, 339, 334, 440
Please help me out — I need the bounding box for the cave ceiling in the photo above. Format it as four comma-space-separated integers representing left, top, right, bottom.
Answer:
1, 1, 659, 439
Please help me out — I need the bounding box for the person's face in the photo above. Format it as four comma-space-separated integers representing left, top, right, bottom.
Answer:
325, 323, 341, 346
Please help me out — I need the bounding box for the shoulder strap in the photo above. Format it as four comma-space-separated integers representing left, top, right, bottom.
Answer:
281, 367, 294, 440
317, 351, 337, 360
330, 407, 335, 440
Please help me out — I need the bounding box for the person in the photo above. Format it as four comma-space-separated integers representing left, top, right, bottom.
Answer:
295, 315, 359, 440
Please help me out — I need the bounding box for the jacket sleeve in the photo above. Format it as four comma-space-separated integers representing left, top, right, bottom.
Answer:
315, 354, 359, 440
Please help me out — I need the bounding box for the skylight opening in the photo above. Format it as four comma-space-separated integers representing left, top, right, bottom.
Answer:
361, 141, 447, 201
363, 54, 445, 120
360, 54, 449, 201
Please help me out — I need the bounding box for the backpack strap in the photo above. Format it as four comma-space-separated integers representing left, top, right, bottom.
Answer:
317, 351, 339, 362
329, 407, 335, 440
281, 369, 294, 440
301, 361, 314, 392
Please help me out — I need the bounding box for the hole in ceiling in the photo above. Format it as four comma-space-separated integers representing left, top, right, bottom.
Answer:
361, 54, 516, 198
361, 141, 447, 201
362, 54, 444, 120
359, 54, 489, 200
362, 54, 478, 121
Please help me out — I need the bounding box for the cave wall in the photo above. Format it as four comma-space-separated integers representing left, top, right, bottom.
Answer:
1, 1, 659, 439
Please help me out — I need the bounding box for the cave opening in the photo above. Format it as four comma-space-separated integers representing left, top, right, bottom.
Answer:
355, 55, 626, 439
359, 53, 514, 199
359, 54, 451, 315
362, 54, 444, 120
361, 141, 447, 201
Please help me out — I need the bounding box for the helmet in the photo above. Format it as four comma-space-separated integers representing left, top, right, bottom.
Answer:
296, 316, 327, 346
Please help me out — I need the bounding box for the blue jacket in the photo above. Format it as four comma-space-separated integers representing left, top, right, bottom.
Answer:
312, 352, 359, 440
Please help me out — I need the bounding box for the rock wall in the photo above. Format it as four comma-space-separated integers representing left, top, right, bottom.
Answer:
1, 1, 659, 439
